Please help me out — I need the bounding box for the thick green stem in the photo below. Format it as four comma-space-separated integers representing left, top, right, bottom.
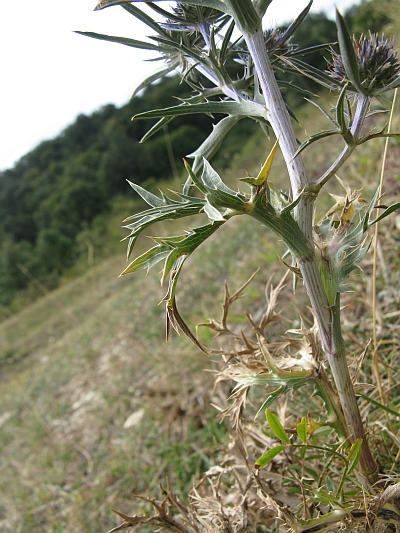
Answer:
243, 27, 377, 481
331, 295, 378, 480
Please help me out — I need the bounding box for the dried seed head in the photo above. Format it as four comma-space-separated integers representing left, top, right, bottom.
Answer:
327, 33, 400, 93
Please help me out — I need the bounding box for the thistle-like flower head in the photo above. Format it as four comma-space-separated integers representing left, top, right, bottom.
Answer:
328, 33, 400, 94
161, 4, 225, 33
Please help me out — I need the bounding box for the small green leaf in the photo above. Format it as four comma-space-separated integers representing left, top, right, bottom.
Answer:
347, 438, 363, 474
254, 445, 286, 470
266, 409, 290, 444
325, 475, 336, 493
296, 417, 307, 444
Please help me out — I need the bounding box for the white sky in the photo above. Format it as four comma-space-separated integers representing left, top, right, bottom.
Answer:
0, 0, 359, 171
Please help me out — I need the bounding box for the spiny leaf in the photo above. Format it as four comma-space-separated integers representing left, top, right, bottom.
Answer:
240, 137, 279, 186
254, 445, 286, 470
127, 181, 166, 208
266, 409, 290, 443
187, 115, 243, 176
140, 117, 175, 144
201, 159, 247, 210
133, 101, 269, 122
120, 247, 169, 276
131, 62, 179, 99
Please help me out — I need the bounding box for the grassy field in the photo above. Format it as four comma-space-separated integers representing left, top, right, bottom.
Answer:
1, 99, 399, 532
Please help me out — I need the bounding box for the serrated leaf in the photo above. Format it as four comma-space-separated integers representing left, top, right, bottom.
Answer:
347, 438, 363, 474
335, 9, 365, 95
75, 31, 160, 51
266, 409, 290, 444
201, 159, 247, 210
140, 116, 175, 144
122, 185, 206, 259
131, 62, 178, 99
133, 100, 268, 122
161, 249, 184, 285
374, 75, 400, 94
296, 417, 307, 444
204, 202, 226, 221
187, 115, 243, 176
120, 246, 169, 276
254, 445, 286, 470
127, 181, 166, 208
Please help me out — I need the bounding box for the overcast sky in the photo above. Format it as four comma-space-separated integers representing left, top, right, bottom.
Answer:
0, 0, 360, 171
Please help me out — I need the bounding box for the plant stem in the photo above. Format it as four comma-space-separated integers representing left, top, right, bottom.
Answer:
313, 95, 371, 188
243, 27, 377, 481
331, 295, 377, 481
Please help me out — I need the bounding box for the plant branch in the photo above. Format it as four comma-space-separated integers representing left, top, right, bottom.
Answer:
313, 94, 371, 188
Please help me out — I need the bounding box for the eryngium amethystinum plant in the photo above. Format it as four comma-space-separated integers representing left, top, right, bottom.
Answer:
79, 1, 400, 531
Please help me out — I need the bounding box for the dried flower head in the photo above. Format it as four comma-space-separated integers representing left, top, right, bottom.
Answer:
328, 33, 400, 94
